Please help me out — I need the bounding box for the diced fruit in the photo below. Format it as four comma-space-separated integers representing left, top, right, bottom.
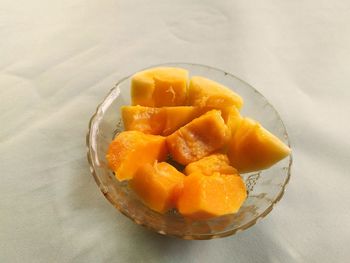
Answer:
131, 67, 188, 107
227, 118, 291, 173
131, 73, 154, 107
177, 172, 247, 220
121, 105, 166, 135
184, 153, 237, 176
162, 106, 204, 136
121, 105, 205, 136
225, 106, 242, 136
166, 110, 229, 165
130, 162, 185, 213
188, 76, 243, 110
106, 131, 167, 181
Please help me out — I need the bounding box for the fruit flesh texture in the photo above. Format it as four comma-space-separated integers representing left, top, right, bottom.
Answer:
130, 162, 185, 213
227, 118, 291, 173
225, 106, 243, 136
121, 105, 205, 136
166, 110, 229, 165
188, 76, 244, 110
131, 67, 188, 107
106, 131, 167, 181
184, 153, 237, 176
121, 105, 165, 135
177, 172, 247, 220
163, 106, 204, 136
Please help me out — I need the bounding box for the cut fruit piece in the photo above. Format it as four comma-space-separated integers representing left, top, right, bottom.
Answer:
225, 106, 243, 137
217, 106, 243, 153
162, 106, 204, 136
130, 162, 185, 213
106, 131, 167, 181
121, 105, 166, 135
122, 104, 234, 137
121, 105, 205, 136
184, 153, 237, 176
177, 172, 247, 220
227, 118, 291, 173
131, 67, 188, 107
188, 76, 243, 110
166, 110, 229, 165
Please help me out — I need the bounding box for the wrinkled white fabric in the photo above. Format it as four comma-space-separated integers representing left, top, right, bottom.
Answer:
1, 0, 349, 262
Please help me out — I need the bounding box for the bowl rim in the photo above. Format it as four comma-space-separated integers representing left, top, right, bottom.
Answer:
86, 62, 293, 240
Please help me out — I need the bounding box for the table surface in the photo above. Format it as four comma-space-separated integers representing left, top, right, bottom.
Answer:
1, 1, 350, 262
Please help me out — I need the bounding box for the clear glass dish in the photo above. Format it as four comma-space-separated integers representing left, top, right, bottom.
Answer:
86, 63, 292, 240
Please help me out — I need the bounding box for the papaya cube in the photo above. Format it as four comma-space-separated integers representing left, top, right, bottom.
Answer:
121, 105, 166, 135
188, 76, 243, 110
166, 110, 228, 165
184, 153, 237, 176
131, 67, 188, 107
130, 75, 155, 107
225, 106, 243, 137
121, 105, 204, 136
227, 118, 291, 173
130, 162, 185, 213
177, 172, 247, 220
162, 106, 203, 136
106, 131, 167, 181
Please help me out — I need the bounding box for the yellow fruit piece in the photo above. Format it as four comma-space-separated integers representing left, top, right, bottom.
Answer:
121, 105, 204, 136
121, 105, 166, 135
131, 67, 188, 107
188, 76, 244, 110
225, 106, 243, 138
162, 106, 204, 136
184, 153, 237, 176
130, 162, 185, 213
166, 110, 228, 165
106, 131, 167, 181
177, 172, 247, 220
227, 118, 291, 173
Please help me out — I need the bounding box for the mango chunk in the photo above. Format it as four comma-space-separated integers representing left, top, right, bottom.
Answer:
188, 76, 243, 110
131, 67, 188, 107
106, 131, 167, 181
162, 106, 204, 136
130, 162, 185, 213
121, 105, 204, 136
166, 110, 228, 165
177, 172, 247, 220
184, 153, 237, 176
227, 118, 291, 173
121, 105, 165, 135
226, 106, 243, 136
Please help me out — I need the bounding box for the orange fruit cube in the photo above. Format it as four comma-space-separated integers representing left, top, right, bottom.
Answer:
121, 105, 166, 135
225, 106, 243, 137
188, 76, 243, 110
184, 153, 237, 176
106, 131, 167, 181
166, 110, 229, 165
227, 118, 291, 173
162, 106, 204, 136
177, 172, 247, 220
131, 67, 188, 107
121, 105, 204, 136
130, 162, 185, 213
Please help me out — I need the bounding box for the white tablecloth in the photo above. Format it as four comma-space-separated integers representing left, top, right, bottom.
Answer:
1, 1, 349, 262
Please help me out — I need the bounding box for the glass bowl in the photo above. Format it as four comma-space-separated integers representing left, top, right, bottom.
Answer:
86, 63, 292, 240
